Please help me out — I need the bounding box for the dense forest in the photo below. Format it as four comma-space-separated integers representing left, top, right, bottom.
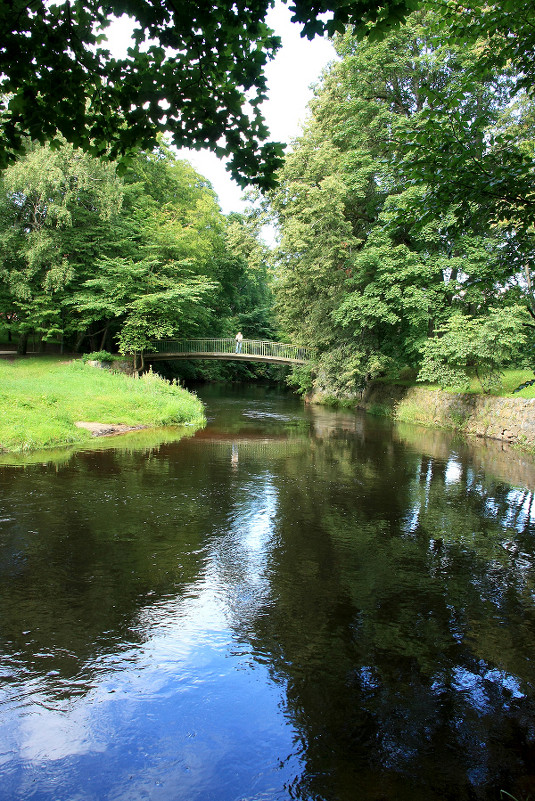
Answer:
0, 141, 277, 381
270, 6, 535, 395
1, 0, 534, 394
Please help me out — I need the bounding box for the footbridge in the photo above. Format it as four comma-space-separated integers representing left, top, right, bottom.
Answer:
146, 338, 312, 365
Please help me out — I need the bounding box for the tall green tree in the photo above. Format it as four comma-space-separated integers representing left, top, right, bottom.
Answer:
271, 12, 526, 394
0, 141, 254, 358
70, 146, 226, 355
0, 139, 122, 352
222, 210, 276, 340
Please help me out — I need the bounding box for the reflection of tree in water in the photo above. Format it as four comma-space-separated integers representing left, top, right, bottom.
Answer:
1, 398, 535, 800
0, 442, 245, 689
237, 426, 535, 801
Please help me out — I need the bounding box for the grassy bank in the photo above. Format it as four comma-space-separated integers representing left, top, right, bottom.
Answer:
357, 381, 535, 452
378, 368, 535, 398
0, 357, 206, 453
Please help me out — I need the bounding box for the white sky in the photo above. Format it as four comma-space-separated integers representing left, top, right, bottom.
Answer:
106, 2, 336, 214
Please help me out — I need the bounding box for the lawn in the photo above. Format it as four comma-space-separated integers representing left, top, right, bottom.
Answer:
382, 368, 535, 398
0, 357, 206, 452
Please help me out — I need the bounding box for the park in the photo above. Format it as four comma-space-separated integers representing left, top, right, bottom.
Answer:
0, 2, 534, 801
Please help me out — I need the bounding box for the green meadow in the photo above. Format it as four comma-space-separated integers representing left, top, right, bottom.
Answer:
0, 357, 205, 453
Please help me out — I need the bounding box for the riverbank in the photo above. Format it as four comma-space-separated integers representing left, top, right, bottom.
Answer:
0, 357, 206, 452
307, 383, 535, 451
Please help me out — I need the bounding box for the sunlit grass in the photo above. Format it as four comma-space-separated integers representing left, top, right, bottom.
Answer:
497, 369, 535, 397
383, 368, 535, 398
434, 369, 535, 397
0, 357, 205, 452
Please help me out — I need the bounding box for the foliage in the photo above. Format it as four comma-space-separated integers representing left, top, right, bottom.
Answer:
76, 255, 218, 355
222, 211, 276, 339
1, 0, 533, 192
0, 139, 122, 350
431, 0, 535, 91
0, 0, 420, 188
82, 350, 116, 363
286, 363, 315, 396
0, 140, 272, 359
395, 3, 535, 290
417, 309, 528, 393
270, 9, 534, 398
0, 357, 205, 453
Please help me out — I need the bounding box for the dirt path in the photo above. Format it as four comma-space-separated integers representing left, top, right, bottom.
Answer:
74, 422, 148, 437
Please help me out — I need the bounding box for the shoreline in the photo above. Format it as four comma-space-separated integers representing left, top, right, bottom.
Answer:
74, 421, 149, 437
307, 383, 535, 452
0, 356, 206, 454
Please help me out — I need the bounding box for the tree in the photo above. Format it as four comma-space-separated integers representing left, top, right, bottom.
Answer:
69, 145, 226, 355
0, 0, 419, 188
271, 12, 528, 395
0, 138, 122, 352
394, 2, 535, 278
389, 9, 535, 360
76, 255, 217, 362
0, 140, 242, 356
417, 309, 528, 392
219, 211, 276, 340
433, 0, 535, 90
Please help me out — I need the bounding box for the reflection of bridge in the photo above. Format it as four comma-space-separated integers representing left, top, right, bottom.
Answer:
188, 435, 308, 463
146, 339, 312, 365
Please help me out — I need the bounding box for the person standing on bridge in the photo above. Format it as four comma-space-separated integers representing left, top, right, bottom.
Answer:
235, 331, 243, 353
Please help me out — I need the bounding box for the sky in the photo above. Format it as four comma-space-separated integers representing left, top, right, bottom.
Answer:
106, 3, 336, 215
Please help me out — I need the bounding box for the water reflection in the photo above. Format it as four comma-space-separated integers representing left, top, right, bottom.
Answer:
1, 385, 535, 800
0, 429, 299, 800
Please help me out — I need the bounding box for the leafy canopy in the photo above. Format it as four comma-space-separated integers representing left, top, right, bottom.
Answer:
0, 0, 417, 188
270, 8, 534, 394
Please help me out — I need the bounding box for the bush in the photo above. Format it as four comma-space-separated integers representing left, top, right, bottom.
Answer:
418, 308, 528, 393
82, 350, 117, 363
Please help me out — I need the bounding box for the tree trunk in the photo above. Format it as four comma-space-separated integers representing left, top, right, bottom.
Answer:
17, 332, 28, 355
99, 323, 110, 352
74, 332, 86, 353
524, 262, 535, 319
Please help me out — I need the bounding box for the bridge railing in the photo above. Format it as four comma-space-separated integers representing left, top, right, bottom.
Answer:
147, 338, 313, 362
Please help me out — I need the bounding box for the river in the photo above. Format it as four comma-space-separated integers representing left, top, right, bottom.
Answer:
1, 384, 534, 801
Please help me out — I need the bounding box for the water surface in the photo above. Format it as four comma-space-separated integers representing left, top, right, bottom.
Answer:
1, 384, 535, 800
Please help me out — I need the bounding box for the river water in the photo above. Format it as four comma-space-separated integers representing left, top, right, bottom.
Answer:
1, 384, 535, 801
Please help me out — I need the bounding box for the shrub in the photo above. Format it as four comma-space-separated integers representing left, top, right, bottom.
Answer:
82, 350, 116, 363
418, 308, 528, 393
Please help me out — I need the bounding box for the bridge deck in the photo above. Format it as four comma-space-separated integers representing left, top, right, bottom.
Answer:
146, 338, 312, 365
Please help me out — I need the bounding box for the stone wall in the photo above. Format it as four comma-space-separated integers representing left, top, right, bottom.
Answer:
308, 383, 535, 451
365, 384, 535, 449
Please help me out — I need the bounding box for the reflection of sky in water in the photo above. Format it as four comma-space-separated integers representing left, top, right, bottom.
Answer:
0, 472, 301, 801
2, 388, 535, 801
402, 453, 535, 551
444, 457, 462, 485
403, 459, 436, 534
242, 411, 293, 422
504, 487, 535, 530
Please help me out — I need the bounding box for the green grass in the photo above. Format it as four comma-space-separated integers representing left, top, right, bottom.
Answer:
435, 369, 535, 398
0, 357, 206, 453
381, 368, 535, 398
495, 369, 535, 397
